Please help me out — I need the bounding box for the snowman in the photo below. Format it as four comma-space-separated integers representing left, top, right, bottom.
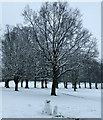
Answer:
53, 105, 58, 116
43, 100, 52, 115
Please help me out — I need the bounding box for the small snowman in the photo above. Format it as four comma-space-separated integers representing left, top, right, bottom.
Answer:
53, 105, 58, 116
43, 100, 52, 115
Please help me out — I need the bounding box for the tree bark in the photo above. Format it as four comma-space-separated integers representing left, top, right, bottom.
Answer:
51, 65, 57, 96
101, 82, 103, 89
95, 82, 98, 89
25, 80, 29, 88
85, 82, 86, 88
64, 82, 65, 88
45, 80, 48, 88
74, 82, 77, 91
79, 82, 81, 88
34, 77, 37, 88
15, 83, 19, 91
41, 80, 44, 88
14, 75, 19, 91
5, 80, 10, 88
89, 82, 92, 89
64, 82, 68, 89
51, 80, 56, 96
65, 82, 68, 88
21, 80, 23, 87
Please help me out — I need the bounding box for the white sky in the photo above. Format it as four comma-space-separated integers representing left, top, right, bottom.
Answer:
0, 1, 101, 59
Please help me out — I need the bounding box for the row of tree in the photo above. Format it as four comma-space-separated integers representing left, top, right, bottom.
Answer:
2, 2, 102, 95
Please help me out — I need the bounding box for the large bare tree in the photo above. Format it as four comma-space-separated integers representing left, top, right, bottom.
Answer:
22, 2, 98, 95
22, 2, 97, 95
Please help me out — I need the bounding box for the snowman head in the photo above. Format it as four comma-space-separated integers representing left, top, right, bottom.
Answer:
46, 100, 51, 103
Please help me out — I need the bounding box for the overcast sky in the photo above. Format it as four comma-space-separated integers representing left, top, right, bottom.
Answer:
1, 2, 101, 59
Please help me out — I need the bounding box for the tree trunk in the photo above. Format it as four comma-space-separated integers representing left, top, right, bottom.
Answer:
89, 82, 92, 89
21, 80, 23, 87
25, 80, 29, 88
34, 77, 37, 88
95, 82, 98, 89
74, 82, 77, 91
14, 75, 19, 91
41, 80, 44, 88
5, 80, 10, 88
51, 65, 57, 96
101, 82, 103, 89
45, 80, 47, 88
15, 82, 19, 91
5, 81, 6, 87
84, 82, 86, 88
65, 82, 68, 88
64, 82, 68, 89
79, 82, 81, 88
51, 80, 56, 96
64, 82, 65, 88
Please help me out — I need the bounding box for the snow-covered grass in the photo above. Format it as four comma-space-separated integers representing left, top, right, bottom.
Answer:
0, 81, 101, 118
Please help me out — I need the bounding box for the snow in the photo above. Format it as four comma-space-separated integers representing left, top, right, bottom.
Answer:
0, 81, 101, 118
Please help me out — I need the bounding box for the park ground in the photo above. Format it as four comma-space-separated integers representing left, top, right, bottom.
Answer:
0, 81, 101, 118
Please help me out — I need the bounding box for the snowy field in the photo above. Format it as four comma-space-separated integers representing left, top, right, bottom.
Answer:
0, 81, 101, 118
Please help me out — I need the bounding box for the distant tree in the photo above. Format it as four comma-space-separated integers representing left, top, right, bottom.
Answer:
91, 59, 101, 89
2, 25, 37, 90
2, 25, 14, 88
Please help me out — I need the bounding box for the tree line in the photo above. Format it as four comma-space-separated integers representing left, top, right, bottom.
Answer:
2, 2, 102, 95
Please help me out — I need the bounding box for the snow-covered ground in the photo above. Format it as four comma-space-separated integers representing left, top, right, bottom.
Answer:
0, 81, 101, 118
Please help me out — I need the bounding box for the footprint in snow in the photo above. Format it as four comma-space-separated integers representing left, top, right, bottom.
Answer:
28, 104, 31, 107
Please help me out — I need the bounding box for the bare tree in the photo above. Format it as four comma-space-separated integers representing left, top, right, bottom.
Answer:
2, 25, 36, 90
22, 2, 98, 95
2, 25, 14, 88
